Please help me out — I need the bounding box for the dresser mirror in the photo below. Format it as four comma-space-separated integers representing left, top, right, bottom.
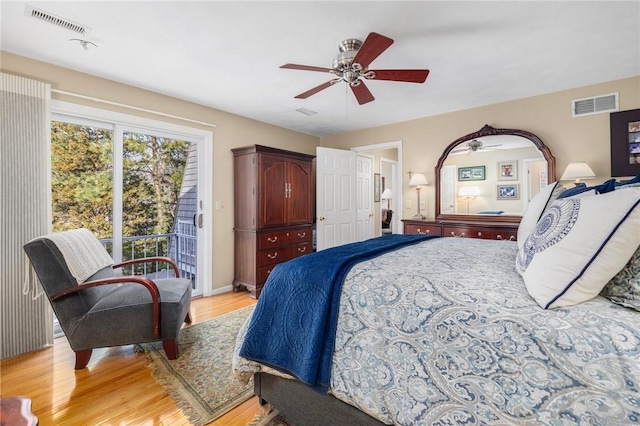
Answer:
435, 125, 556, 223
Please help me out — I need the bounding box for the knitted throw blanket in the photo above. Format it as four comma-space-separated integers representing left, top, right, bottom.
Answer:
44, 228, 114, 283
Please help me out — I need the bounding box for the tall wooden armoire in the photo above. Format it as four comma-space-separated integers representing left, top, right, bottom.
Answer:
231, 145, 315, 298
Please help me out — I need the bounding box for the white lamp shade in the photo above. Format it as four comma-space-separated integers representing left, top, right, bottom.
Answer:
409, 173, 428, 186
560, 162, 596, 181
458, 186, 480, 197
380, 188, 393, 199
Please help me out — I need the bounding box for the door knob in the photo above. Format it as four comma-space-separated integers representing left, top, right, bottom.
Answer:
318, 216, 325, 221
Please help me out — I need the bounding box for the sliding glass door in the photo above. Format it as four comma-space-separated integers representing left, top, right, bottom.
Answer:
51, 116, 204, 296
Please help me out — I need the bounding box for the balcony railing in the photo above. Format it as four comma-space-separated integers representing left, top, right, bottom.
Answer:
100, 231, 196, 283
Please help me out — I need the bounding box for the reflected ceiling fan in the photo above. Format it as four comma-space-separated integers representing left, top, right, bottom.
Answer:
451, 139, 503, 154
280, 32, 430, 105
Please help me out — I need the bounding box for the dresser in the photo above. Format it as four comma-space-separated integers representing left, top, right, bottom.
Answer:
403, 218, 518, 241
232, 145, 315, 298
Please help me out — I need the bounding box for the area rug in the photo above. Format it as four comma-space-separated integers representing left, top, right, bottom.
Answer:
141, 305, 256, 426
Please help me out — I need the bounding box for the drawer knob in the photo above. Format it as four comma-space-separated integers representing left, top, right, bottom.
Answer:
267, 236, 278, 243
417, 228, 430, 235
297, 232, 306, 238
477, 231, 482, 237
451, 232, 465, 238
298, 246, 307, 253
267, 253, 278, 260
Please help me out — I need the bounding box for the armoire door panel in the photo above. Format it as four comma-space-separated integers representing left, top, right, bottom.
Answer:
287, 159, 313, 225
259, 154, 287, 227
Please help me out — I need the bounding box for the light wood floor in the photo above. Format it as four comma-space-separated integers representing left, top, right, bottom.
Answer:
0, 291, 260, 425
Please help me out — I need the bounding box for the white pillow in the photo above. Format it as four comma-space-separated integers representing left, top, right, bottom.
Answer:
516, 187, 640, 309
517, 181, 565, 248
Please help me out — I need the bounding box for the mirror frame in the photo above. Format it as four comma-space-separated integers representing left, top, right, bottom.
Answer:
435, 124, 556, 223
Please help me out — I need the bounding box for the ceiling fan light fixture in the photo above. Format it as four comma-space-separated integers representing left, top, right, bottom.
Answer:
281, 32, 429, 106
468, 140, 482, 151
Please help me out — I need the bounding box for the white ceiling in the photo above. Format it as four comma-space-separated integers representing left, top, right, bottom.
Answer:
1, 1, 639, 137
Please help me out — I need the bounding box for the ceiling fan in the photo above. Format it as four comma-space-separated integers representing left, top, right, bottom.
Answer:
451, 139, 503, 154
280, 32, 430, 105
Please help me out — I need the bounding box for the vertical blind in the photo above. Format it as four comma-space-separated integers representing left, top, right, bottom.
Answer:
0, 72, 53, 359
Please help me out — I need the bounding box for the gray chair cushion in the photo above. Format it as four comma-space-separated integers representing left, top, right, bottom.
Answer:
67, 277, 191, 351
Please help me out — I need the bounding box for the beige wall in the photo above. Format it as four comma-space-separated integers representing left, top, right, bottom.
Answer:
1, 52, 320, 293
321, 76, 640, 220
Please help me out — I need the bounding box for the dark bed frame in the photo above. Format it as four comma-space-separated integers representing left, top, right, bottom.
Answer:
254, 372, 385, 425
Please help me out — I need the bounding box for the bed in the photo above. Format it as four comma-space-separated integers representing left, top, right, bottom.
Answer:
233, 183, 640, 425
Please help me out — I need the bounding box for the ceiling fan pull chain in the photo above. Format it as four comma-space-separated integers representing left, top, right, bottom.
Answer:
345, 83, 349, 120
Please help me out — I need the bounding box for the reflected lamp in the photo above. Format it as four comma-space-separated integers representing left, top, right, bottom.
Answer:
458, 186, 480, 214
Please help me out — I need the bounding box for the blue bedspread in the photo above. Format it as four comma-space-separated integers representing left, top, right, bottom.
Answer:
239, 234, 437, 391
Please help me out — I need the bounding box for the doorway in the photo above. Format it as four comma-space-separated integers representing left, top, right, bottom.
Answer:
316, 140, 403, 251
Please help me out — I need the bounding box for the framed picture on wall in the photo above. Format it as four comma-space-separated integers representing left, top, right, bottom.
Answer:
458, 166, 485, 181
497, 161, 518, 181
374, 173, 381, 202
497, 184, 519, 200
610, 108, 640, 177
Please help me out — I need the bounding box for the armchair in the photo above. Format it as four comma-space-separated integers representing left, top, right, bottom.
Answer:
23, 228, 192, 369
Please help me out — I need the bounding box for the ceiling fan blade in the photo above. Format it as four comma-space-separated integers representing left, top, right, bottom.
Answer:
369, 69, 430, 83
294, 80, 337, 99
350, 81, 375, 105
281, 63, 334, 73
352, 32, 394, 69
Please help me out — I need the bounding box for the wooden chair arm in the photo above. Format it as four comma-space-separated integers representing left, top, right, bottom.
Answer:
51, 277, 162, 338
113, 256, 180, 278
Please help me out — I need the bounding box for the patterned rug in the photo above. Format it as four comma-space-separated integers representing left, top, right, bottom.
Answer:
141, 305, 256, 426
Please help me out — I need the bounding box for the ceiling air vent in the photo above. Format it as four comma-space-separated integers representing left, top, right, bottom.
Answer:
572, 93, 618, 117
25, 5, 91, 35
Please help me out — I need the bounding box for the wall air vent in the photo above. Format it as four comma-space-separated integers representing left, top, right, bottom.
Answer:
572, 93, 618, 117
295, 108, 317, 116
25, 5, 91, 35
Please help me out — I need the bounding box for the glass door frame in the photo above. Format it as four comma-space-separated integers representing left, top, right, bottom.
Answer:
51, 100, 213, 297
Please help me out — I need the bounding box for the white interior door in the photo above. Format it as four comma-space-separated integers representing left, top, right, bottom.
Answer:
356, 154, 374, 241
441, 165, 456, 214
316, 147, 357, 251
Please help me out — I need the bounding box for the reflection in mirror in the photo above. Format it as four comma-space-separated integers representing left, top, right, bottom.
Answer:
436, 125, 556, 221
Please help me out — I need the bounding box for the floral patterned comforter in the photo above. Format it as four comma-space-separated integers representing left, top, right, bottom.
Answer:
234, 237, 640, 425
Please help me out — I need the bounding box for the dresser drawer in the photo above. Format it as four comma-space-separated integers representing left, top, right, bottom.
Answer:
258, 247, 294, 266
258, 226, 312, 249
258, 230, 290, 249
257, 265, 276, 285
405, 223, 442, 236
257, 242, 311, 281
289, 227, 312, 244
444, 226, 517, 241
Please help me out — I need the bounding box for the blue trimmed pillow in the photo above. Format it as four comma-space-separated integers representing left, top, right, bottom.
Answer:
516, 187, 640, 309
517, 181, 565, 248
557, 178, 616, 199
600, 245, 640, 311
